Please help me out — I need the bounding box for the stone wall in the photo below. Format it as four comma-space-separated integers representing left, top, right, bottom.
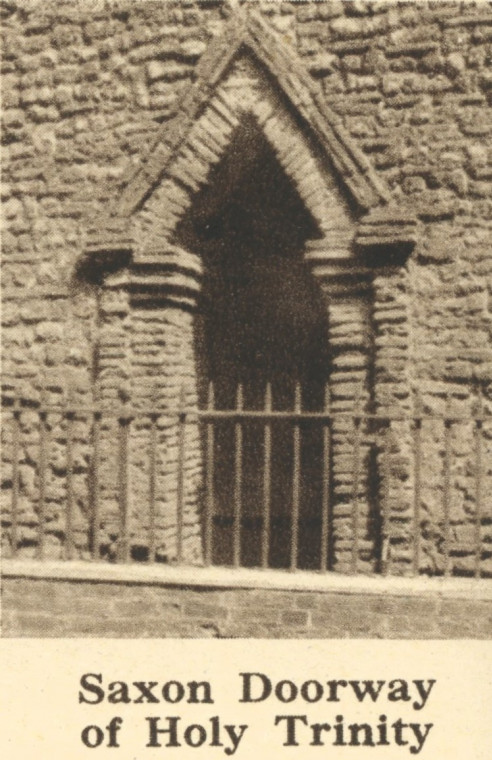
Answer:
2, 564, 491, 638
4, 0, 492, 393
2, 1, 492, 584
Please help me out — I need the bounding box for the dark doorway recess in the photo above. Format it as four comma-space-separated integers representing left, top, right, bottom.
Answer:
175, 116, 331, 569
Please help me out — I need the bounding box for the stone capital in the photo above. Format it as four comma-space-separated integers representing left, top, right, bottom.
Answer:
355, 207, 419, 262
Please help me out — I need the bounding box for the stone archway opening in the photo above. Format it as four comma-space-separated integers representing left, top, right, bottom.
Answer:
175, 116, 332, 569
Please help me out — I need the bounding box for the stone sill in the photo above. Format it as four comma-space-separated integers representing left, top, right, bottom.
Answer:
2, 559, 492, 601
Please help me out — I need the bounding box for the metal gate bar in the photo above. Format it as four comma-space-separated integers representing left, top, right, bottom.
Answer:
320, 383, 331, 572
261, 382, 272, 570
413, 396, 422, 577
204, 381, 215, 567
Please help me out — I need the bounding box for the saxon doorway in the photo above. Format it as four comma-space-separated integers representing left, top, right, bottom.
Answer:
176, 117, 332, 569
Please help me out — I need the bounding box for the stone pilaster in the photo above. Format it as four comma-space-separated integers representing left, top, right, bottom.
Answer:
96, 269, 133, 556
372, 267, 414, 575
92, 243, 205, 563
306, 241, 377, 573
98, 269, 132, 405
326, 296, 376, 574
308, 211, 418, 576
128, 248, 204, 564
354, 208, 418, 576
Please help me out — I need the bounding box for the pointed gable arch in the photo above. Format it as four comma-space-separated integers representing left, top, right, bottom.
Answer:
84, 8, 418, 268
113, 9, 391, 223
132, 54, 356, 258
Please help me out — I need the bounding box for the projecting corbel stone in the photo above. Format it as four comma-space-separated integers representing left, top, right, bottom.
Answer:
303, 234, 371, 298
355, 207, 419, 263
129, 247, 203, 310
81, 220, 202, 309
79, 217, 135, 283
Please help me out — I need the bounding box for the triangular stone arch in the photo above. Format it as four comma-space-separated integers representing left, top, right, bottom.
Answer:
114, 8, 391, 224
84, 8, 417, 268
133, 51, 356, 261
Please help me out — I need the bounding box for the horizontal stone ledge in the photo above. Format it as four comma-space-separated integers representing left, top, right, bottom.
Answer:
133, 251, 203, 275
444, 13, 492, 27
2, 287, 70, 301
385, 42, 439, 57
330, 39, 371, 55
3, 559, 492, 601
356, 231, 418, 244
129, 274, 202, 294
309, 263, 373, 279
304, 248, 354, 263
85, 228, 134, 256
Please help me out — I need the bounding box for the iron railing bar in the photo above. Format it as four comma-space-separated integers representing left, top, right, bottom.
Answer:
262, 382, 272, 569
37, 389, 48, 560
91, 409, 101, 560
65, 390, 75, 560
413, 395, 422, 576
381, 423, 391, 576
233, 384, 243, 569
176, 385, 186, 565
204, 381, 215, 567
290, 382, 301, 572
443, 395, 452, 578
10, 398, 21, 557
351, 392, 362, 575
320, 383, 330, 572
117, 401, 131, 562
475, 389, 483, 578
194, 411, 492, 422
3, 400, 491, 423
148, 405, 158, 563
3, 387, 490, 579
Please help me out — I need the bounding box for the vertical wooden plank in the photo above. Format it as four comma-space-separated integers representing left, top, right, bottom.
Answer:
261, 382, 272, 569
290, 382, 301, 572
176, 385, 186, 565
233, 383, 243, 568
10, 398, 21, 558
320, 383, 331, 572
475, 388, 483, 578
204, 381, 215, 567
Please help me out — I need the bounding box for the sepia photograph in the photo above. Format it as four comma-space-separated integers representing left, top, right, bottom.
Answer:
1, 0, 492, 641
